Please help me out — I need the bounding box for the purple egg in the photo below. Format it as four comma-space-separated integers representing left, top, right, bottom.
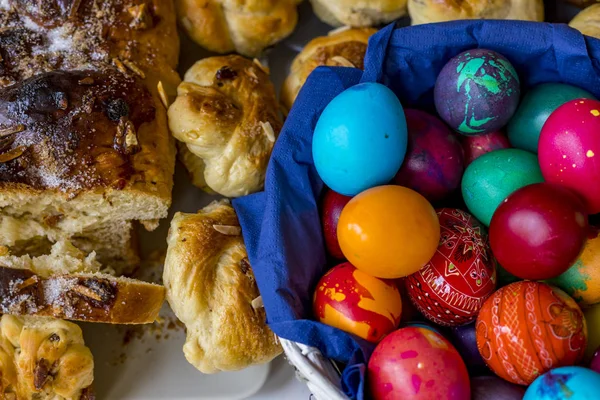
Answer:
449, 322, 487, 374
471, 376, 526, 400
393, 109, 464, 202
435, 49, 520, 136
591, 347, 600, 374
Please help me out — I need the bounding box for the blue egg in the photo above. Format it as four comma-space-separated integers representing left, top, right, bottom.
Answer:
524, 366, 600, 400
312, 82, 407, 196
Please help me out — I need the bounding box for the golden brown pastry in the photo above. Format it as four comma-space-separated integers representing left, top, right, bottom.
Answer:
310, 0, 407, 27
175, 0, 301, 57
168, 56, 282, 198
164, 200, 282, 374
281, 27, 377, 111
570, 4, 600, 38
408, 0, 544, 25
0, 315, 94, 400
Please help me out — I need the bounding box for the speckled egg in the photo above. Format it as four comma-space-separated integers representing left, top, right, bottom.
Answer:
524, 366, 600, 400
539, 98, 600, 214
461, 148, 544, 226
476, 281, 588, 385
313, 262, 402, 343
393, 109, 464, 202
368, 327, 470, 400
312, 82, 408, 196
508, 83, 596, 153
461, 131, 511, 166
549, 228, 600, 307
435, 49, 520, 136
405, 208, 497, 326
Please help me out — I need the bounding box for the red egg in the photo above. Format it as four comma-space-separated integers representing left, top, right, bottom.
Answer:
476, 281, 587, 385
313, 262, 402, 343
393, 109, 464, 202
489, 183, 589, 280
461, 131, 511, 166
539, 98, 600, 214
321, 189, 352, 259
368, 327, 471, 400
405, 209, 496, 326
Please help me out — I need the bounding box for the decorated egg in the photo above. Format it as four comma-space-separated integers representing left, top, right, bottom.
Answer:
524, 366, 600, 400
434, 49, 520, 136
405, 208, 496, 326
549, 227, 600, 307
312, 82, 407, 196
461, 131, 511, 166
368, 327, 470, 400
338, 185, 440, 279
393, 109, 464, 202
471, 376, 526, 400
476, 281, 587, 385
313, 262, 402, 343
461, 148, 544, 226
507, 83, 596, 153
585, 303, 600, 361
539, 98, 600, 214
321, 189, 352, 259
490, 183, 589, 280
449, 323, 487, 374
591, 347, 600, 373
404, 321, 444, 335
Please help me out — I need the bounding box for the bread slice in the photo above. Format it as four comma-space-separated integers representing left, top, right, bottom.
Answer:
0, 242, 164, 324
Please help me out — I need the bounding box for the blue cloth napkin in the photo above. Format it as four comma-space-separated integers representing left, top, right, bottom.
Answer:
233, 20, 600, 399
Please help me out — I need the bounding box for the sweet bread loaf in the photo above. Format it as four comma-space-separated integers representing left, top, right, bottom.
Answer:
164, 200, 281, 373
168, 55, 282, 197
281, 27, 376, 111
408, 0, 544, 25
0, 314, 94, 400
570, 4, 600, 39
310, 0, 407, 27
175, 0, 301, 57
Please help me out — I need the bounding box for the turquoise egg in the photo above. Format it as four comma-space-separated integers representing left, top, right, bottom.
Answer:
507, 83, 596, 153
312, 83, 407, 196
524, 366, 600, 400
461, 149, 544, 226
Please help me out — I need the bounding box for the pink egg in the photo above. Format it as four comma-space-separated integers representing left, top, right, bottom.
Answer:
539, 99, 600, 214
461, 131, 511, 166
368, 327, 470, 400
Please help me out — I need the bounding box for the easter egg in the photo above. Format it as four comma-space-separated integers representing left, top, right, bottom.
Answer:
524, 366, 600, 400
585, 303, 600, 361
338, 185, 440, 279
368, 327, 470, 400
312, 82, 407, 196
434, 49, 520, 136
471, 376, 526, 400
313, 262, 402, 343
476, 281, 587, 385
393, 109, 464, 202
549, 228, 600, 307
321, 189, 352, 259
489, 183, 589, 280
507, 83, 596, 153
539, 98, 600, 214
405, 208, 496, 326
591, 347, 600, 373
449, 323, 487, 374
461, 131, 511, 167
404, 321, 444, 335
461, 148, 544, 226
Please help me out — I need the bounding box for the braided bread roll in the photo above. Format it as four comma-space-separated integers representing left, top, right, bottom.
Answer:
310, 0, 407, 27
570, 4, 600, 39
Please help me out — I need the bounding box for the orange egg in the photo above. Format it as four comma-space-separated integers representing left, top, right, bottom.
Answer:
337, 185, 440, 279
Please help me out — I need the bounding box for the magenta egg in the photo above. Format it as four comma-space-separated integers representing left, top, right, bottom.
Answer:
368, 327, 470, 400
489, 183, 589, 280
321, 189, 352, 259
539, 99, 600, 214
461, 131, 511, 166
393, 109, 464, 202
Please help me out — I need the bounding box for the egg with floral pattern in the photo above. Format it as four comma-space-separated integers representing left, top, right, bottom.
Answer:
405, 208, 497, 326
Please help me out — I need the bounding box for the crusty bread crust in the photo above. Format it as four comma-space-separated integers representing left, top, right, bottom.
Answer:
0, 266, 165, 324
310, 0, 407, 27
